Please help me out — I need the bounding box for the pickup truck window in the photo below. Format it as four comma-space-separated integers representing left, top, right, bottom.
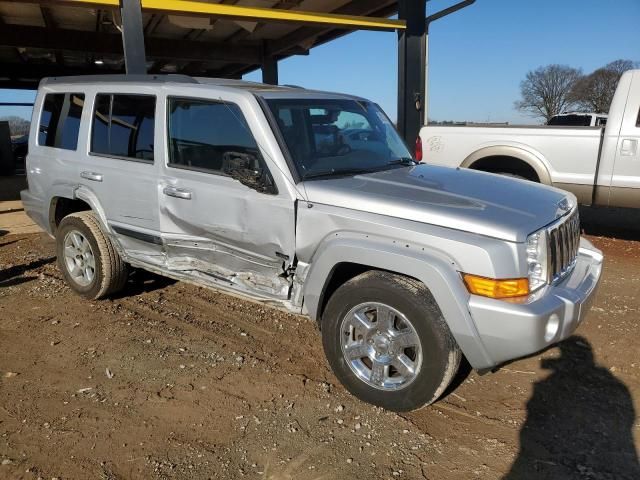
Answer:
38, 93, 85, 150
265, 98, 413, 180
548, 114, 593, 126
167, 98, 262, 176
91, 94, 155, 162
596, 116, 607, 127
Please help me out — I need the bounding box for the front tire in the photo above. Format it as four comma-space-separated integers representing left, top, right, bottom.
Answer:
56, 211, 128, 299
322, 271, 461, 412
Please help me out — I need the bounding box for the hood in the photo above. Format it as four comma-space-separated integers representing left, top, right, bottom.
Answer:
301, 165, 574, 242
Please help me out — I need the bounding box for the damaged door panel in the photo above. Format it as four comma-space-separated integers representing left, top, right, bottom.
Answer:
158, 95, 296, 300
160, 181, 295, 299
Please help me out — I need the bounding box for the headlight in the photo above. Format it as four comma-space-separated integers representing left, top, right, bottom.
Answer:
526, 229, 548, 292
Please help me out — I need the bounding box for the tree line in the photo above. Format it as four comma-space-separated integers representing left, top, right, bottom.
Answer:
515, 59, 637, 123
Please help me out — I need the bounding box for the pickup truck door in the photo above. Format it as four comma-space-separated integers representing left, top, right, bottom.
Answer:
608, 77, 640, 208
158, 92, 296, 300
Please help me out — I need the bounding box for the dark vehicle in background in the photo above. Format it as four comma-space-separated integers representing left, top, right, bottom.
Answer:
0, 124, 28, 176
0, 121, 14, 175
11, 134, 28, 172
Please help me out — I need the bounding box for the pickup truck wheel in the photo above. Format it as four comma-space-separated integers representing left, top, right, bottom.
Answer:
322, 271, 461, 412
56, 211, 128, 300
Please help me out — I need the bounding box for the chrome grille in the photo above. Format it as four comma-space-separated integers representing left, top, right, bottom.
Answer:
548, 210, 580, 283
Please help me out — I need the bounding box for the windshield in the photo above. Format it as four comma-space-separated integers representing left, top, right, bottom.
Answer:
265, 98, 414, 180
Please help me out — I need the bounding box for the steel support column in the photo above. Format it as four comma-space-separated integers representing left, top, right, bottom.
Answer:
397, 0, 426, 145
262, 56, 279, 85
120, 0, 147, 74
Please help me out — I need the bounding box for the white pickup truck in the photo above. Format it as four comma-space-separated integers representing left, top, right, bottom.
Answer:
419, 69, 640, 208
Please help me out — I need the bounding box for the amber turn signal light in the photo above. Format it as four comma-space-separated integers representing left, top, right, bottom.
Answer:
463, 274, 530, 299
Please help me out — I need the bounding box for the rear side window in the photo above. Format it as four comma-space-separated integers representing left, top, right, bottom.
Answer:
91, 94, 155, 161
38, 93, 85, 150
167, 98, 259, 174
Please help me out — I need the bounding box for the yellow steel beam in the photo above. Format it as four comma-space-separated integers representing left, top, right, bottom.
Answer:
43, 0, 406, 31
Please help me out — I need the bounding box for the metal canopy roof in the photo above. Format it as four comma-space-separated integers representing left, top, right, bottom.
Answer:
0, 0, 401, 89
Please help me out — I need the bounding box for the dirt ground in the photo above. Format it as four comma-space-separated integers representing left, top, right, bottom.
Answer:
0, 194, 639, 479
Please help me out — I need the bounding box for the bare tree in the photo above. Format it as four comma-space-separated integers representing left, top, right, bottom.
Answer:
569, 59, 637, 113
605, 59, 637, 76
515, 65, 582, 123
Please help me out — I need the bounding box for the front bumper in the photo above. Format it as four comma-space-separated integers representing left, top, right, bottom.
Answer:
468, 237, 603, 368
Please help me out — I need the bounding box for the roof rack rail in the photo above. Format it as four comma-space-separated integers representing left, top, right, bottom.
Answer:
40, 74, 198, 86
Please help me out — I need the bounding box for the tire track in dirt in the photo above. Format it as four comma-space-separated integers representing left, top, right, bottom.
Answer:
111, 281, 331, 381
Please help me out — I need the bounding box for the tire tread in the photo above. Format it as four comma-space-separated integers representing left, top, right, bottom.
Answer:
322, 270, 461, 411
59, 211, 128, 299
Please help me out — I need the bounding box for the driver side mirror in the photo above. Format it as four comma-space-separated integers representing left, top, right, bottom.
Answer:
222, 151, 276, 194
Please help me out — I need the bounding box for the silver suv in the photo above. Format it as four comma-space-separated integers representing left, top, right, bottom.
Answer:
22, 75, 603, 411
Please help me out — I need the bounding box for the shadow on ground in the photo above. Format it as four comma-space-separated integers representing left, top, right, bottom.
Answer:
114, 268, 177, 298
0, 276, 39, 288
504, 336, 640, 480
0, 238, 23, 248
0, 256, 56, 288
580, 206, 640, 241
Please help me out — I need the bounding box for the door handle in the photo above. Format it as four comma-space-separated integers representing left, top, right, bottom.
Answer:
80, 171, 103, 182
163, 186, 192, 200
621, 139, 638, 156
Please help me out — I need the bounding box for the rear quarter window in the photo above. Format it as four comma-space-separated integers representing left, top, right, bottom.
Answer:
37, 93, 85, 150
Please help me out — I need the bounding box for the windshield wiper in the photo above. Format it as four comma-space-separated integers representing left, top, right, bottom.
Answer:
387, 157, 417, 166
303, 168, 376, 180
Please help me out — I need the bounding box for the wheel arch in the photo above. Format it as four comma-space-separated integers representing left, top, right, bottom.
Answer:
47, 187, 114, 242
317, 262, 393, 324
301, 236, 494, 369
48, 196, 91, 234
461, 146, 552, 185
71, 186, 112, 233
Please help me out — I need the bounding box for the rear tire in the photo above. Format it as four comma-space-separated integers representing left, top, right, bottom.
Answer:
56, 211, 128, 299
321, 270, 461, 412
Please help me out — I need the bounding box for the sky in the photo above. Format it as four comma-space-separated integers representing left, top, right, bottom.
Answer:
1, 0, 638, 125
